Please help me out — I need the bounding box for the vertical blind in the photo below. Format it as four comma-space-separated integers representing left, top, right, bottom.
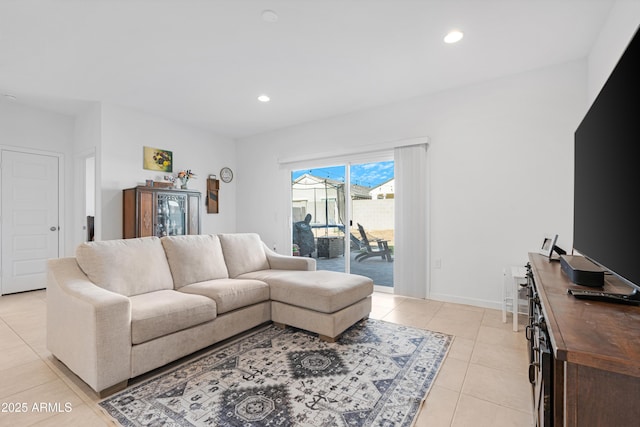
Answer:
394, 144, 429, 298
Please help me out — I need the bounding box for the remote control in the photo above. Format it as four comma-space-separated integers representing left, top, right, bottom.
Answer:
568, 289, 640, 306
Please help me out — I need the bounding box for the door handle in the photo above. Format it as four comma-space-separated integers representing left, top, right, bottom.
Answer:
50, 226, 58, 231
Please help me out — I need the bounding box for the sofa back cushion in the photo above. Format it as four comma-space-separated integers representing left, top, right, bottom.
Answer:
76, 237, 173, 296
218, 233, 270, 278
161, 235, 229, 289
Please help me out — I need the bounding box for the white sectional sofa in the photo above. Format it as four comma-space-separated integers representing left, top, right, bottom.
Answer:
46, 233, 373, 395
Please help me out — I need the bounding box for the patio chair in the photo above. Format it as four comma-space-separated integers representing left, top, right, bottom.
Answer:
349, 232, 362, 250
355, 223, 393, 262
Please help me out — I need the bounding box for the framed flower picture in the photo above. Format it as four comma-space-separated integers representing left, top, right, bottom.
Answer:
143, 146, 173, 172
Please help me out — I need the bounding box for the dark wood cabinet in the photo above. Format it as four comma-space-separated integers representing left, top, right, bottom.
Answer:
123, 186, 201, 238
528, 253, 640, 426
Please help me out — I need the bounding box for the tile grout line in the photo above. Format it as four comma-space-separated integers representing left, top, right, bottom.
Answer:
455, 309, 533, 419
447, 335, 475, 427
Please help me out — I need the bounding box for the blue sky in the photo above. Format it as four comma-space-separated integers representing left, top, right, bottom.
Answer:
291, 161, 394, 188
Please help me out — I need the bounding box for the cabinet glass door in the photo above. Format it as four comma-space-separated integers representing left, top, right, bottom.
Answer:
156, 193, 186, 236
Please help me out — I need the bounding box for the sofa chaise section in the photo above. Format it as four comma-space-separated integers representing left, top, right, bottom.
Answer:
218, 233, 373, 341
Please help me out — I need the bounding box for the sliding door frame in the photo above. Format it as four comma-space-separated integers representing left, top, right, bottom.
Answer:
280, 137, 430, 297
287, 153, 394, 280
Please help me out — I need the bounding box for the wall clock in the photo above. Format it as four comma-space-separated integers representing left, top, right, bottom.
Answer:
220, 167, 233, 183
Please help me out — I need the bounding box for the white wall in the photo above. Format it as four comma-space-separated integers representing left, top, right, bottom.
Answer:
587, 1, 640, 103
237, 61, 584, 308
99, 104, 237, 240
0, 101, 75, 256
73, 103, 102, 246
0, 100, 238, 253
352, 199, 394, 233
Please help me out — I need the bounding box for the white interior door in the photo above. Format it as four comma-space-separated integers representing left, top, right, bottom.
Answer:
1, 150, 59, 295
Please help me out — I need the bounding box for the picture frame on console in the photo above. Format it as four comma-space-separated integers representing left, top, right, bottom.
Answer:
539, 234, 557, 257
538, 234, 565, 260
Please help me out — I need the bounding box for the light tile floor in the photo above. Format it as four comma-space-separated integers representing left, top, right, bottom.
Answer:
0, 290, 533, 426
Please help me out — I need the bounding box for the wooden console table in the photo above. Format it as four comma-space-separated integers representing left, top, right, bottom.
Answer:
528, 253, 640, 426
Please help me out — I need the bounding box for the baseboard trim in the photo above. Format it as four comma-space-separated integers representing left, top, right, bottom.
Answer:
428, 292, 501, 310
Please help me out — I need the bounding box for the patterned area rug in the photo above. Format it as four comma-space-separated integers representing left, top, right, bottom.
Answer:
99, 319, 452, 426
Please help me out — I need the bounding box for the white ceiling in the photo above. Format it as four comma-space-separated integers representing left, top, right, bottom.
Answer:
0, 0, 615, 139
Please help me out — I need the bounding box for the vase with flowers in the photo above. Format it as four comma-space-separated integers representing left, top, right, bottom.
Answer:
176, 169, 196, 189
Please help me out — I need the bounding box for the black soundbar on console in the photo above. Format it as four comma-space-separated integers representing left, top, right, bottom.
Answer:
560, 255, 605, 287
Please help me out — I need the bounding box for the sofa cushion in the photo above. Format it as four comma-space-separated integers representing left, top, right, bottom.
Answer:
161, 235, 229, 289
130, 290, 217, 344
76, 237, 173, 297
240, 270, 373, 313
218, 233, 270, 278
179, 278, 269, 314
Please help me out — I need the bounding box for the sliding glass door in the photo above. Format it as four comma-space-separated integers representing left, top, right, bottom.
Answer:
292, 166, 347, 272
291, 160, 394, 289
349, 160, 394, 289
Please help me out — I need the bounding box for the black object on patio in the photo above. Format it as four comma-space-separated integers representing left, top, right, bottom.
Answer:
293, 214, 315, 257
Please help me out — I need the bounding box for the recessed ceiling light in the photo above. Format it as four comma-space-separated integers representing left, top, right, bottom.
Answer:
257, 94, 271, 103
261, 10, 278, 23
444, 30, 464, 44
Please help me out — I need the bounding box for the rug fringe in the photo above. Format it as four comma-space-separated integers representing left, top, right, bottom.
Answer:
98, 404, 125, 426
409, 334, 456, 427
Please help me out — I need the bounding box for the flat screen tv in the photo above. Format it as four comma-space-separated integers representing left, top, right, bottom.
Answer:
573, 26, 640, 292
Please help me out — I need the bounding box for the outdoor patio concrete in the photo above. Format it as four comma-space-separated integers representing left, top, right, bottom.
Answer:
314, 249, 393, 287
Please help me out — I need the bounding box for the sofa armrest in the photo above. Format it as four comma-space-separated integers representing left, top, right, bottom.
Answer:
46, 257, 132, 393
263, 243, 316, 271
